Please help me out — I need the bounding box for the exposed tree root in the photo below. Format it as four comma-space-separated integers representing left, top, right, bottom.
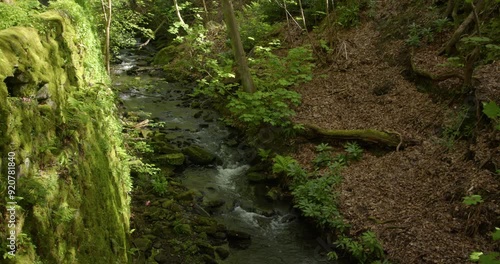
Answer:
302, 124, 415, 148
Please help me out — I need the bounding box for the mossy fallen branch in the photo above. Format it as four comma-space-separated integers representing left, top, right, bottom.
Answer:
302, 124, 413, 149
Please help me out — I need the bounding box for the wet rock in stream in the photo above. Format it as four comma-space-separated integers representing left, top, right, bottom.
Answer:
226, 230, 252, 250
183, 145, 217, 165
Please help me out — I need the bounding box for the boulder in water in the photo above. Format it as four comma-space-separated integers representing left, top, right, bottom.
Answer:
226, 229, 251, 249
183, 145, 216, 165
156, 153, 185, 166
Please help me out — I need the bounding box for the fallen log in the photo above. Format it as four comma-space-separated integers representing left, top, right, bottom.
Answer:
302, 124, 415, 149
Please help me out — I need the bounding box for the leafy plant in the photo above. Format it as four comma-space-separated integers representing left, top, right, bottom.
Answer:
272, 155, 299, 174
226, 88, 302, 129
238, 2, 277, 51
250, 45, 314, 90
336, 3, 360, 28
313, 152, 332, 168
258, 148, 272, 161
483, 101, 500, 130
470, 227, 500, 263
151, 174, 169, 196
434, 18, 452, 33
406, 23, 434, 47
293, 173, 343, 229
344, 142, 363, 161
315, 143, 332, 152
335, 232, 385, 263
440, 106, 473, 149
463, 194, 484, 206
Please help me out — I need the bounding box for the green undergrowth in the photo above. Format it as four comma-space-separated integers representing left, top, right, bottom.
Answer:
270, 142, 387, 263
0, 2, 130, 263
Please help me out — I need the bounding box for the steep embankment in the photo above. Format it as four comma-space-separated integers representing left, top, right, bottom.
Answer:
292, 2, 499, 263
0, 5, 131, 264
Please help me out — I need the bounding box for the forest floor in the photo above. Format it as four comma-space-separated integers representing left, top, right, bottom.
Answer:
290, 17, 500, 264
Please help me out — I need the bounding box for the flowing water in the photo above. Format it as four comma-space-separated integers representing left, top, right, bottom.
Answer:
113, 52, 330, 264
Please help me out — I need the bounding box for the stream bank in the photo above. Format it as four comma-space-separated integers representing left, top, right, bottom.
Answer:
113, 52, 328, 264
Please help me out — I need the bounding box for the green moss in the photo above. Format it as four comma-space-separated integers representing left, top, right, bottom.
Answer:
0, 4, 130, 264
157, 153, 185, 166
153, 45, 178, 65
183, 145, 216, 165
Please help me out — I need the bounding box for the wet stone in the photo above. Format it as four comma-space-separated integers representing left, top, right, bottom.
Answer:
201, 254, 218, 264
194, 110, 203, 118
154, 252, 170, 264
215, 247, 230, 260
133, 237, 152, 252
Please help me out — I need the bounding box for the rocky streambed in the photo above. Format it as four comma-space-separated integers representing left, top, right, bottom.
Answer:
113, 52, 326, 264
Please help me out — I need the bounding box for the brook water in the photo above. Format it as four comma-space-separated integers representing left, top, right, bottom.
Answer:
113, 52, 328, 264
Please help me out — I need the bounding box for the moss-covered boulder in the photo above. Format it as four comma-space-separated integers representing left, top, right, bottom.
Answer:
134, 237, 153, 252
157, 153, 185, 166
0, 6, 130, 264
183, 145, 216, 165
153, 141, 181, 155
152, 45, 178, 65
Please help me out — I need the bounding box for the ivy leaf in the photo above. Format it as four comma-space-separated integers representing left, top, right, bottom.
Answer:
463, 194, 483, 205
483, 101, 500, 119
478, 252, 500, 264
492, 227, 500, 241
470, 252, 483, 262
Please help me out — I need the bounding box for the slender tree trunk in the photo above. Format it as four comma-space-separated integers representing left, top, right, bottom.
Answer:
438, 0, 485, 55
201, 0, 209, 21
445, 0, 454, 18
101, 0, 112, 75
221, 0, 256, 93
284, 0, 289, 26
173, 0, 186, 25
298, 0, 307, 30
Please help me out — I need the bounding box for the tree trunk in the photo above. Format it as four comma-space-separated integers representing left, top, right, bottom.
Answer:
101, 0, 112, 75
463, 46, 480, 90
173, 0, 186, 25
201, 0, 209, 21
302, 124, 415, 149
438, 0, 485, 55
298, 0, 307, 30
221, 0, 256, 93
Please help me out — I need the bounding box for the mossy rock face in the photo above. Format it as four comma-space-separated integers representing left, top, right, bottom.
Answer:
153, 45, 178, 65
183, 145, 216, 165
0, 9, 130, 264
157, 153, 185, 166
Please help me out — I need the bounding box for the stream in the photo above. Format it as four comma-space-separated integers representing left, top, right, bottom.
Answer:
113, 51, 329, 264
